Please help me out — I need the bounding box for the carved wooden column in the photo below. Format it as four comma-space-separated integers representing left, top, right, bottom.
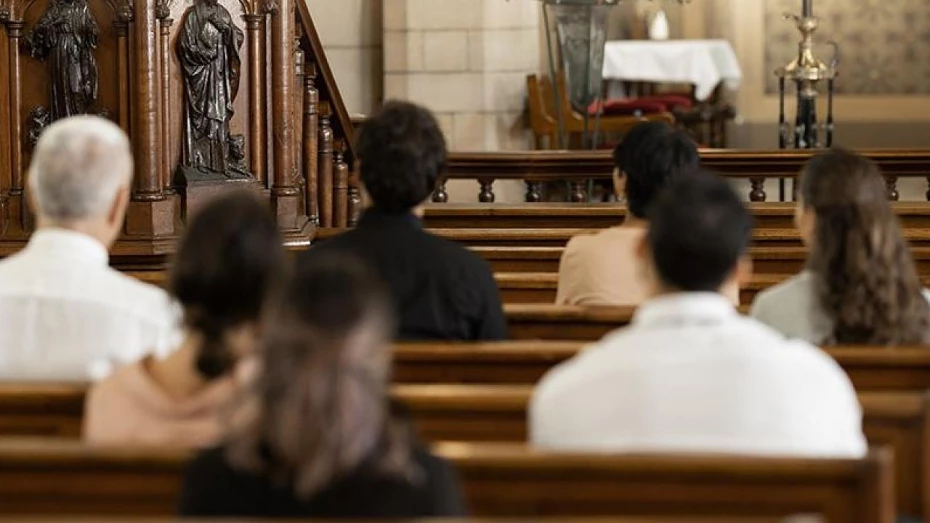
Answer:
0, 7, 11, 205
114, 6, 132, 133
156, 1, 172, 193
317, 103, 334, 227
333, 141, 348, 228
302, 62, 319, 225
268, 0, 299, 227
6, 19, 23, 196
131, 0, 162, 202
569, 180, 587, 203
243, 10, 267, 187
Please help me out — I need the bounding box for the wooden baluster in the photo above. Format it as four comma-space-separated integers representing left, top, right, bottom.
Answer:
333, 141, 349, 228
569, 181, 587, 203
317, 103, 334, 227
302, 62, 319, 225
525, 181, 543, 203
432, 179, 448, 203
269, 0, 299, 226
926, 177, 930, 202
886, 176, 899, 201
114, 9, 131, 133
348, 170, 361, 227
293, 37, 304, 203
749, 177, 767, 202
478, 179, 496, 203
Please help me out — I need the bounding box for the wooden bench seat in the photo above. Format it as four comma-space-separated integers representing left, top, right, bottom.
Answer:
0, 437, 893, 522
504, 303, 635, 340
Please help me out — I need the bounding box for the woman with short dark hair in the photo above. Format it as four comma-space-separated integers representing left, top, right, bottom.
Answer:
179, 251, 466, 517
752, 149, 930, 345
83, 191, 286, 446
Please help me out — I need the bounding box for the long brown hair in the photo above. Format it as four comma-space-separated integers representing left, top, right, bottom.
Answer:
227, 251, 416, 497
801, 149, 930, 345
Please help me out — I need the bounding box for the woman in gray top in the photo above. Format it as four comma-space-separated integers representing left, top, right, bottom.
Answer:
751, 149, 930, 345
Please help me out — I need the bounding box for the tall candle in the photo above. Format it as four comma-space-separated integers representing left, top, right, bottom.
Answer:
802, 0, 812, 17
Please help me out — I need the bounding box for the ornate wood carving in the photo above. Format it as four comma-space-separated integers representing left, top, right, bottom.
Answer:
7, 20, 23, 194
268, 0, 298, 224
176, 0, 246, 180
24, 0, 100, 126
157, 1, 172, 193
131, 0, 163, 201
347, 170, 360, 227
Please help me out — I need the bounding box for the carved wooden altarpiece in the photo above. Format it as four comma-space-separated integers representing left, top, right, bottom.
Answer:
0, 0, 358, 268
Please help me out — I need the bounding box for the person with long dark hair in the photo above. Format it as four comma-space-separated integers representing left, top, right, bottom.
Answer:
179, 251, 466, 517
751, 149, 930, 345
84, 191, 286, 446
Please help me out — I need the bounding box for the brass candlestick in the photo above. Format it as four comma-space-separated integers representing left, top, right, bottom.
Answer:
775, 0, 839, 150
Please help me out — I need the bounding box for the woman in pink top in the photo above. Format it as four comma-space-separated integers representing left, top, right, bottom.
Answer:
83, 191, 287, 447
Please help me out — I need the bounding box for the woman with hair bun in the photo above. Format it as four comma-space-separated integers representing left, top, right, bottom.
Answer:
83, 191, 286, 447
179, 250, 466, 517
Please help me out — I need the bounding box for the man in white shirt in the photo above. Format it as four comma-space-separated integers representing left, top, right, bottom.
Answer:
531, 173, 867, 458
0, 116, 179, 380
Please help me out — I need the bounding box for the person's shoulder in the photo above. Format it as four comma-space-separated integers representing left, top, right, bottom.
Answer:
420, 230, 494, 272
102, 268, 173, 306
751, 271, 814, 315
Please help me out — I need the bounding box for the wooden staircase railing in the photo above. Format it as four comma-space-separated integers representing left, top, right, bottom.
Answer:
294, 3, 360, 229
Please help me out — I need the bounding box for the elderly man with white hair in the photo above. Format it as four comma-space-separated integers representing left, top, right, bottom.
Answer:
0, 115, 179, 380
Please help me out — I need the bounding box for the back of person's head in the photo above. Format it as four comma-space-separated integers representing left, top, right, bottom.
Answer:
28, 116, 133, 226
800, 148, 930, 345
356, 100, 447, 213
171, 191, 286, 380
645, 172, 751, 293
613, 121, 700, 219
229, 251, 414, 498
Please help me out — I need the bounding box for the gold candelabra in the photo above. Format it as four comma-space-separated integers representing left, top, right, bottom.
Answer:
775, 0, 839, 150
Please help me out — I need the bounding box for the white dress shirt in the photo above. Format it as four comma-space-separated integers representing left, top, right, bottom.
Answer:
751, 270, 930, 344
530, 293, 867, 458
0, 229, 181, 381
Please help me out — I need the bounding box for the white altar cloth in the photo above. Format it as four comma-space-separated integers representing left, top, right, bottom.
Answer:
602, 39, 743, 101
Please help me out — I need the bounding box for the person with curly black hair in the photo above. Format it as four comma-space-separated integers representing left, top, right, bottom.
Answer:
304, 100, 507, 341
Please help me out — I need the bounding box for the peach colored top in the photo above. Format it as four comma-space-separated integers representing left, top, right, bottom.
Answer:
556, 227, 740, 307
83, 358, 236, 448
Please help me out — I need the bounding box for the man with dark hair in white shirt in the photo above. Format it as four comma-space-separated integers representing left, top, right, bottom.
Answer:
531, 173, 867, 458
0, 116, 179, 380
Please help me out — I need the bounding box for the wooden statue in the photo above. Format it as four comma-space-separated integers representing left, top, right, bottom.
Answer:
176, 0, 246, 180
24, 0, 99, 121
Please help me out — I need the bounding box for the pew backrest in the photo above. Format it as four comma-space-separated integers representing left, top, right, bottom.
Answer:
0, 437, 894, 522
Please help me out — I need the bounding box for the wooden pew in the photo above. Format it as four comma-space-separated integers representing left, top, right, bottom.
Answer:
477, 245, 930, 276
396, 384, 921, 521
422, 202, 930, 232
497, 273, 930, 306
0, 437, 894, 522
394, 342, 930, 391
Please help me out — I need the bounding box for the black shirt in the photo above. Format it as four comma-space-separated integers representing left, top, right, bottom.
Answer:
179, 445, 467, 518
304, 209, 508, 341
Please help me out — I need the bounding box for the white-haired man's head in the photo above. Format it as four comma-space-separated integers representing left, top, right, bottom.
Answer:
27, 116, 133, 249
